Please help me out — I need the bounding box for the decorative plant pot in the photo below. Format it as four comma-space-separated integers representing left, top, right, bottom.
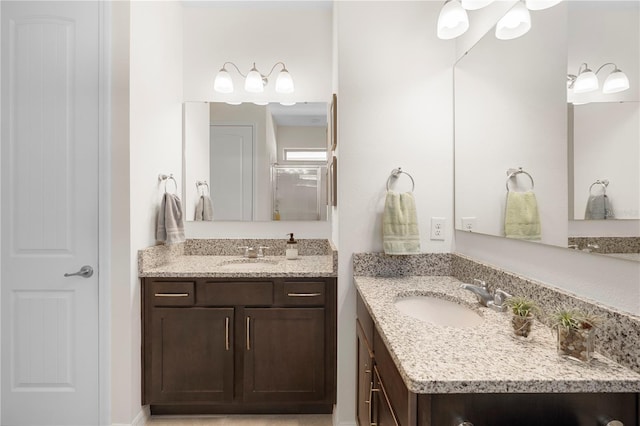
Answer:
557, 327, 595, 362
511, 314, 533, 338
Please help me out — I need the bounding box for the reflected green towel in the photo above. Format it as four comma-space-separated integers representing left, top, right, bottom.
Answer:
504, 191, 541, 240
383, 191, 421, 255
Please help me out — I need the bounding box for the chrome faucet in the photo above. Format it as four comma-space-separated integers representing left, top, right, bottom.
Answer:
238, 246, 270, 258
460, 279, 493, 307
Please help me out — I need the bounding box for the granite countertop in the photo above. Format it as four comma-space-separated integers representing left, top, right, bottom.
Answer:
139, 255, 336, 278
354, 275, 640, 394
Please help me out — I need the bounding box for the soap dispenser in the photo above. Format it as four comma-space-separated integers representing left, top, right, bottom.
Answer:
286, 233, 298, 260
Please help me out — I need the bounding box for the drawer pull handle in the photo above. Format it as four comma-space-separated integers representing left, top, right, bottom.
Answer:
287, 292, 322, 297
225, 317, 230, 351
246, 317, 251, 350
154, 293, 189, 297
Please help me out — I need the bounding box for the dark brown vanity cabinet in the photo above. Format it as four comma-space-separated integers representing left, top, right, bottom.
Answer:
356, 291, 639, 426
143, 277, 336, 414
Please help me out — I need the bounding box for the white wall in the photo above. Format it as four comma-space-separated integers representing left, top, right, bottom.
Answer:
182, 2, 333, 239
335, 2, 454, 424
276, 126, 326, 164
183, 102, 210, 221
122, 1, 184, 424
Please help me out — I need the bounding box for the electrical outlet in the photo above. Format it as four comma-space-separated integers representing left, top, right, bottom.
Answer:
461, 217, 477, 232
430, 217, 446, 241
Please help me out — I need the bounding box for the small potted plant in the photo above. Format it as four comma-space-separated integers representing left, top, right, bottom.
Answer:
551, 308, 601, 363
506, 296, 538, 338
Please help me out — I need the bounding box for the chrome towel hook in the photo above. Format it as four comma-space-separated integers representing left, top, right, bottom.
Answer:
386, 167, 415, 192
196, 180, 210, 195
158, 174, 178, 194
589, 179, 609, 195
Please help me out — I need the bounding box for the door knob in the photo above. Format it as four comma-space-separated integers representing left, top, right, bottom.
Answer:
64, 265, 94, 278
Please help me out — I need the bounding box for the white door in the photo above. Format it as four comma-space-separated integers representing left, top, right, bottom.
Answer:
210, 125, 254, 221
1, 1, 101, 425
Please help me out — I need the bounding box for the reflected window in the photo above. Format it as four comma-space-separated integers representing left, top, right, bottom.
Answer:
284, 149, 327, 162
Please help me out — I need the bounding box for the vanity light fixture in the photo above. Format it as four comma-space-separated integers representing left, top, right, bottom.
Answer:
461, 0, 495, 11
437, 0, 469, 40
213, 61, 294, 95
524, 0, 562, 11
567, 63, 630, 95
495, 1, 531, 40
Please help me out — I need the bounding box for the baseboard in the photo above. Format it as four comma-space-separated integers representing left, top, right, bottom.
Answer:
112, 406, 149, 426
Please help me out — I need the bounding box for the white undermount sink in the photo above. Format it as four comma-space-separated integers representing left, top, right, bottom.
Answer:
394, 295, 483, 328
218, 258, 280, 270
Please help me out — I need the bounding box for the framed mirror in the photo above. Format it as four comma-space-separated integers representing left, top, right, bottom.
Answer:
454, 1, 639, 261
183, 101, 329, 222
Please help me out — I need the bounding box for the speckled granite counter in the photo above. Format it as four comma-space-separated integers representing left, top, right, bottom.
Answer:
354, 275, 640, 394
139, 255, 335, 278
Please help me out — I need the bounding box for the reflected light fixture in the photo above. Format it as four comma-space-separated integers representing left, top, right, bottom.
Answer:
461, 0, 495, 10
567, 62, 630, 95
495, 1, 531, 40
213, 62, 294, 95
437, 0, 469, 40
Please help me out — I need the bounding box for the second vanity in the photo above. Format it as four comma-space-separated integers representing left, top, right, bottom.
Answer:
139, 239, 337, 415
355, 273, 640, 426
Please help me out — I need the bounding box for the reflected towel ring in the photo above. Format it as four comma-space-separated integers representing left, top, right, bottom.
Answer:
589, 179, 609, 195
386, 167, 415, 192
159, 174, 178, 194
506, 167, 534, 191
196, 180, 210, 195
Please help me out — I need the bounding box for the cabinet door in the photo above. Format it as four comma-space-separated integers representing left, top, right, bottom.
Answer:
243, 308, 325, 403
374, 367, 400, 426
357, 320, 375, 426
149, 308, 234, 403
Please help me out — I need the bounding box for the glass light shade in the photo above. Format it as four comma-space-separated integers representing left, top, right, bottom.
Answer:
275, 69, 295, 94
602, 69, 630, 94
495, 2, 531, 40
461, 0, 495, 10
525, 0, 562, 11
437, 0, 469, 40
573, 70, 599, 94
244, 68, 264, 93
213, 69, 234, 93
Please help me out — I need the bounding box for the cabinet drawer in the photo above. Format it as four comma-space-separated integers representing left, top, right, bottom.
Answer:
282, 281, 325, 306
150, 282, 195, 306
197, 281, 273, 306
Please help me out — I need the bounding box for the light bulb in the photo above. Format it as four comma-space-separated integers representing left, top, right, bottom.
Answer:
244, 65, 264, 93
213, 68, 234, 94
602, 69, 630, 94
275, 68, 295, 94
573, 69, 599, 94
495, 2, 531, 40
437, 0, 469, 40
461, 0, 495, 10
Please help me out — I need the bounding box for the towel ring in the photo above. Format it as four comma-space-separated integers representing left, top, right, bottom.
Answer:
589, 179, 609, 195
505, 167, 534, 191
196, 180, 210, 195
386, 167, 415, 192
159, 174, 177, 194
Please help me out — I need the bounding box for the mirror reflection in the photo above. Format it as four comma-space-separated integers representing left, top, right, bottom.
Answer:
183, 102, 328, 222
454, 1, 639, 261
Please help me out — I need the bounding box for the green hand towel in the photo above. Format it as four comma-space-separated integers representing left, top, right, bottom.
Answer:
504, 191, 541, 240
383, 191, 421, 255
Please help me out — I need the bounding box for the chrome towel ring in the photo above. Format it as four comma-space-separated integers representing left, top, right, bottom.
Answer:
159, 174, 178, 194
386, 167, 415, 192
506, 167, 534, 191
589, 179, 609, 195
196, 180, 210, 195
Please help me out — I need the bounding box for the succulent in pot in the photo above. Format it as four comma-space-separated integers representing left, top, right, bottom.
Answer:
506, 296, 538, 338
551, 308, 601, 363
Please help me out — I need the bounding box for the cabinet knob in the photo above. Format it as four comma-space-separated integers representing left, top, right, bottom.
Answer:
457, 422, 474, 426
602, 421, 623, 426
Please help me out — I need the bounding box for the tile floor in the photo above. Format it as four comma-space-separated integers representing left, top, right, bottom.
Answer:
146, 414, 333, 426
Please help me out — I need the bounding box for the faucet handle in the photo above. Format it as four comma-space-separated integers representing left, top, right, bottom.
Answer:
257, 246, 269, 257
488, 289, 512, 312
473, 278, 487, 289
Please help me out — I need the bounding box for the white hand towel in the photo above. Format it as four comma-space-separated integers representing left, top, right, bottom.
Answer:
194, 196, 204, 221
584, 194, 614, 220
156, 193, 185, 244
504, 191, 541, 240
202, 194, 214, 221
382, 191, 421, 255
